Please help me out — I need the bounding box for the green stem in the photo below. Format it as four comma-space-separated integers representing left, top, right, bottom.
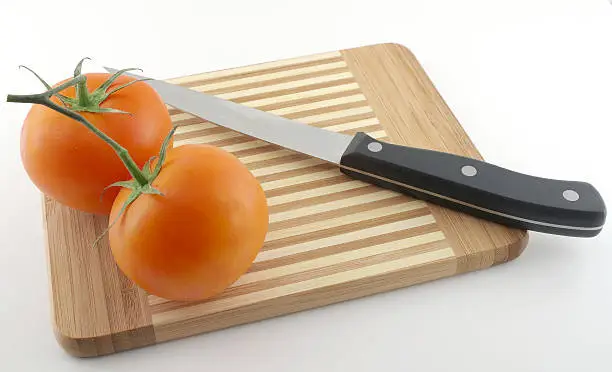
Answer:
7, 75, 85, 104
75, 76, 91, 106
117, 148, 149, 186
6, 77, 149, 186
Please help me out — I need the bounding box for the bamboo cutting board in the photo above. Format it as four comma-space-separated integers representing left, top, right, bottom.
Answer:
44, 43, 528, 357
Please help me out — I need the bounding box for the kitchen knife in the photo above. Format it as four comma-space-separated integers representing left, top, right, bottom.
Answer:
105, 67, 606, 238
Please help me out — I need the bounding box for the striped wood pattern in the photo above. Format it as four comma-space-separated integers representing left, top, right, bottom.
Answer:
43, 43, 528, 357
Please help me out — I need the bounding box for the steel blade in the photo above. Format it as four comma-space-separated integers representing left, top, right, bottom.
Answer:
104, 67, 353, 164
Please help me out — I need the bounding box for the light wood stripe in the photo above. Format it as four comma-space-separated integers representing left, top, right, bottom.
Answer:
264, 175, 350, 199
254, 225, 441, 275
268, 189, 399, 223
221, 140, 270, 153
240, 149, 296, 165
247, 153, 309, 170
194, 135, 253, 150
298, 106, 372, 124
173, 107, 378, 144
256, 215, 437, 262
266, 201, 427, 242
270, 94, 366, 117
175, 132, 381, 164
257, 163, 336, 184
171, 112, 197, 123
267, 180, 368, 207
191, 61, 348, 92
251, 158, 324, 178
370, 130, 386, 139
151, 247, 454, 326
243, 83, 360, 108
254, 89, 364, 114
174, 125, 228, 140
170, 93, 367, 125
174, 131, 244, 146
269, 183, 375, 210
204, 72, 353, 99
325, 118, 379, 132
258, 164, 337, 184
166, 51, 342, 85
269, 196, 407, 232
169, 84, 362, 125
260, 169, 341, 190
266, 204, 431, 250
236, 231, 446, 287
174, 122, 217, 135
157, 51, 444, 340
149, 236, 449, 313
169, 114, 201, 126
233, 144, 287, 159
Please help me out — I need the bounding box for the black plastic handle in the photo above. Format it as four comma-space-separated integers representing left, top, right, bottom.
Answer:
339, 133, 606, 237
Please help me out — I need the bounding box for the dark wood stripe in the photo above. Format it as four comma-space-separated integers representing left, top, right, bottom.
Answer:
177, 135, 256, 149
252, 222, 440, 272
149, 236, 446, 314
257, 163, 336, 183
337, 124, 381, 136
172, 116, 208, 127
200, 67, 351, 96
168, 88, 363, 118
174, 126, 230, 141
233, 144, 284, 158
231, 238, 448, 299
280, 100, 370, 121
167, 107, 181, 116
172, 101, 374, 130
267, 185, 377, 214
254, 88, 363, 112
307, 111, 377, 128
247, 153, 310, 171
264, 175, 348, 198
231, 78, 356, 104
268, 195, 407, 232
178, 56, 345, 88
172, 117, 209, 128
263, 207, 431, 251
174, 119, 379, 150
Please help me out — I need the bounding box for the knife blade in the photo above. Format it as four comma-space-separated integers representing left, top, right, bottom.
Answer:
105, 67, 606, 238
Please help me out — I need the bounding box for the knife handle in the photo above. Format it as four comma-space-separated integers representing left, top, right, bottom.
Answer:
339, 132, 606, 237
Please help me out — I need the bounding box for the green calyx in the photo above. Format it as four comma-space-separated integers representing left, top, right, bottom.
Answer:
6, 58, 177, 247
19, 57, 151, 114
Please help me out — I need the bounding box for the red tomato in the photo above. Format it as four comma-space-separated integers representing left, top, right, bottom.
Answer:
20, 73, 173, 214
108, 144, 269, 301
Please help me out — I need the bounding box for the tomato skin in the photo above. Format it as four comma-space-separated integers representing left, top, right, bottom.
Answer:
108, 144, 269, 301
20, 73, 173, 215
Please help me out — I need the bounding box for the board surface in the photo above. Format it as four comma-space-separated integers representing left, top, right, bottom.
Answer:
43, 43, 528, 357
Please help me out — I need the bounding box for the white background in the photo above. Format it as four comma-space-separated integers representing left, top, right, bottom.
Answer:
1, 1, 611, 371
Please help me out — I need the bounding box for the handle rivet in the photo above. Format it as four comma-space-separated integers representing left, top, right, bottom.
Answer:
461, 165, 477, 177
563, 189, 580, 202
367, 142, 383, 152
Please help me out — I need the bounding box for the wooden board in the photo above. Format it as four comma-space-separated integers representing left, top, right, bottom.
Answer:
43, 43, 528, 357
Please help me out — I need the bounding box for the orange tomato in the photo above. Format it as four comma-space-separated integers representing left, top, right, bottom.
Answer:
20, 73, 173, 215
108, 144, 269, 301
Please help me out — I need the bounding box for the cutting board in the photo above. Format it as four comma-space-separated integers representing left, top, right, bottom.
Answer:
43, 43, 528, 357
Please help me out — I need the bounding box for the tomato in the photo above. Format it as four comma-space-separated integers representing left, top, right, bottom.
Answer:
10, 62, 268, 302
20, 72, 173, 215
108, 144, 269, 301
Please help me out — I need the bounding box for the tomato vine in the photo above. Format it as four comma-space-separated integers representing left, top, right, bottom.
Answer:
7, 60, 177, 244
